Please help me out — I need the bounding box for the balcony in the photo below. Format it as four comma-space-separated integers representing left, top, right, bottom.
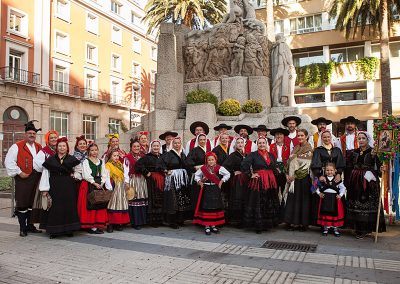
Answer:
109, 95, 132, 108
49, 80, 79, 97
80, 88, 108, 103
0, 66, 40, 86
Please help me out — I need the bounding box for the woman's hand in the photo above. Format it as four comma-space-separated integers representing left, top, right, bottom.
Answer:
286, 175, 294, 183
93, 183, 102, 190
147, 172, 152, 177
197, 181, 204, 188
251, 173, 260, 179
218, 180, 223, 189
334, 174, 341, 183
336, 194, 341, 199
167, 170, 172, 176
41, 191, 49, 197
19, 172, 29, 179
234, 171, 241, 176
319, 193, 325, 198
319, 176, 326, 183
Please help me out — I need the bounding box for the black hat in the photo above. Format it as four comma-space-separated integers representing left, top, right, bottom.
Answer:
253, 125, 270, 132
159, 131, 178, 140
340, 116, 360, 125
24, 120, 41, 133
311, 117, 332, 126
234, 124, 254, 135
281, 116, 302, 127
270, 127, 290, 137
214, 123, 232, 131
190, 121, 209, 135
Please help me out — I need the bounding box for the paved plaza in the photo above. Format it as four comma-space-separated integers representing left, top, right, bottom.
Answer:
0, 198, 399, 284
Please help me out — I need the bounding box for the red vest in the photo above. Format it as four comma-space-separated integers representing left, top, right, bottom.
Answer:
340, 133, 359, 158
244, 139, 254, 155
16, 140, 42, 175
284, 131, 300, 148
269, 142, 290, 164
189, 138, 212, 152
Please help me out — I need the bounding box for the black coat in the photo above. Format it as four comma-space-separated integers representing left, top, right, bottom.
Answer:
186, 146, 206, 173
212, 145, 229, 165
311, 146, 345, 177
222, 151, 245, 173
135, 153, 162, 176
158, 150, 188, 171
241, 151, 278, 175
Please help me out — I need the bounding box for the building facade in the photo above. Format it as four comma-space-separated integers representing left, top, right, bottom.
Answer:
253, 0, 400, 135
0, 0, 157, 164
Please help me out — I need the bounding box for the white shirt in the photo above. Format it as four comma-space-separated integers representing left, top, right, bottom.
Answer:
4, 142, 39, 177
316, 176, 346, 197
276, 145, 283, 162
82, 158, 107, 186
288, 131, 296, 153
33, 151, 46, 173
345, 132, 356, 150
194, 166, 231, 183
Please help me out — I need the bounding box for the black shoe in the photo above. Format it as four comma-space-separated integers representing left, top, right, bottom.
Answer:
66, 233, 73, 237
334, 230, 340, 237
88, 229, 103, 234
97, 229, 104, 234
211, 227, 219, 234
256, 230, 262, 234
355, 233, 365, 239
19, 231, 27, 237
299, 226, 308, 232
27, 226, 42, 233
150, 224, 159, 228
285, 225, 295, 231
322, 230, 328, 236
132, 225, 141, 230
49, 234, 56, 239
205, 227, 211, 235
170, 224, 179, 229
115, 225, 123, 231
107, 225, 114, 233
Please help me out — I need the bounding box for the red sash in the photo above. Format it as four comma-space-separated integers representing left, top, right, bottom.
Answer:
42, 146, 55, 160
124, 153, 143, 176
258, 150, 271, 165
200, 165, 221, 185
151, 172, 165, 191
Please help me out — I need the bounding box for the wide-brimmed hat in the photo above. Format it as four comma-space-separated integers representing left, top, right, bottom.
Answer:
340, 116, 360, 125
311, 117, 332, 126
253, 125, 270, 132
159, 131, 178, 140
234, 124, 254, 135
270, 127, 290, 136
190, 121, 209, 135
281, 116, 302, 127
213, 123, 232, 131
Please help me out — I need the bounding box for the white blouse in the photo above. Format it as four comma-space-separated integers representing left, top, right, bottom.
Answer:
82, 158, 108, 187
194, 166, 231, 183
33, 151, 46, 173
316, 176, 346, 197
39, 164, 82, 192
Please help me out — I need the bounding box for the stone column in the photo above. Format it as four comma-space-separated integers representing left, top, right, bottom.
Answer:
249, 76, 271, 108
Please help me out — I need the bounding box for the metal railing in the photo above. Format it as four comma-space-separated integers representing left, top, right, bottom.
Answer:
80, 88, 108, 103
0, 66, 41, 86
49, 80, 80, 97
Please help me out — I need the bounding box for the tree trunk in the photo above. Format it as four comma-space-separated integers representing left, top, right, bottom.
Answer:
266, 0, 275, 42
380, 0, 392, 115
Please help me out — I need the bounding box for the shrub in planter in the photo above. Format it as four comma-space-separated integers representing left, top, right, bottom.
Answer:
242, 99, 263, 113
186, 89, 218, 110
218, 99, 241, 116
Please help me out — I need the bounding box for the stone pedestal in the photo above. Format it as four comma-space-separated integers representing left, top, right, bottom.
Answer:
270, 106, 299, 115
184, 82, 198, 96
221, 76, 248, 104
248, 76, 271, 108
157, 24, 177, 75
198, 81, 222, 101
184, 103, 217, 142
156, 72, 184, 111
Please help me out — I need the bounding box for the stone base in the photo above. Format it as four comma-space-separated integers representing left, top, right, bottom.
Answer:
248, 76, 271, 108
183, 82, 198, 96
270, 106, 300, 115
185, 103, 217, 142
221, 76, 249, 104
156, 72, 184, 111
198, 81, 221, 101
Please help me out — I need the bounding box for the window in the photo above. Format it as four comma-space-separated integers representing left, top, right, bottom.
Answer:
111, 54, 121, 71
111, 0, 121, 15
133, 63, 141, 79
274, 20, 284, 35
86, 43, 98, 63
295, 93, 325, 104
84, 73, 98, 98
371, 44, 380, 58
151, 46, 157, 60
133, 37, 141, 53
50, 111, 68, 136
390, 42, 400, 57
331, 90, 367, 102
290, 14, 322, 34
8, 51, 22, 80
54, 65, 67, 93
55, 0, 70, 22
8, 7, 28, 37
110, 80, 121, 103
293, 51, 324, 67
133, 85, 142, 109
150, 91, 155, 111
83, 115, 97, 140
109, 118, 121, 133
330, 46, 364, 62
131, 11, 141, 25
55, 31, 69, 54
150, 70, 156, 84
112, 26, 122, 45
86, 13, 98, 34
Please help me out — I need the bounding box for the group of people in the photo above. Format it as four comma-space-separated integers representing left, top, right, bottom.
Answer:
4, 115, 386, 239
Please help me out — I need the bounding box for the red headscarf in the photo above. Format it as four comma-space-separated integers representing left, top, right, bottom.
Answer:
74, 135, 87, 150
204, 151, 218, 164
56, 137, 70, 153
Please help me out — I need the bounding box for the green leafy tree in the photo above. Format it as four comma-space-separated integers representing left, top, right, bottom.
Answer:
329, 0, 400, 115
143, 0, 227, 34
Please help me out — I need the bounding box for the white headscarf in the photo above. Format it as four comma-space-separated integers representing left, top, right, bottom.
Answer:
194, 133, 207, 152
229, 137, 245, 154
149, 139, 163, 155
357, 131, 375, 148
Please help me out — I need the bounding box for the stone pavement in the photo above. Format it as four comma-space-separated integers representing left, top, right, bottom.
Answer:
0, 198, 399, 284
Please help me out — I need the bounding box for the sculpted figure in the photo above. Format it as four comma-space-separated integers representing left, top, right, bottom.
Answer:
192, 39, 208, 78
204, 38, 230, 77
223, 0, 244, 23
242, 0, 266, 35
271, 34, 296, 106
242, 33, 263, 76
185, 40, 197, 80
230, 36, 246, 76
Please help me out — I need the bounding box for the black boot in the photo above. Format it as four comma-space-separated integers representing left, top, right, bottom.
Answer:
16, 211, 27, 237
107, 225, 113, 233
26, 210, 42, 233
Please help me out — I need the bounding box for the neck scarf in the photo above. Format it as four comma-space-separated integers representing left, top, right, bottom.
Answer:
106, 160, 124, 182
258, 149, 271, 165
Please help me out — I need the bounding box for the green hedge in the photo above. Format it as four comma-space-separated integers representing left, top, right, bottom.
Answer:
0, 177, 12, 191
242, 99, 263, 113
218, 99, 241, 116
186, 89, 218, 110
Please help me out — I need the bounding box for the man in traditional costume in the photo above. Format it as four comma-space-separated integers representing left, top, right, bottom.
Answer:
253, 125, 272, 144
159, 131, 178, 153
309, 117, 340, 149
281, 116, 302, 153
230, 125, 257, 155
212, 123, 233, 148
339, 116, 360, 189
5, 120, 42, 236
185, 121, 212, 154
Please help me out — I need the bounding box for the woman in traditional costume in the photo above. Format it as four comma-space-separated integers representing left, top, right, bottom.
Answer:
102, 134, 126, 163
311, 130, 345, 226
38, 137, 81, 238
222, 137, 248, 227
77, 143, 108, 234
193, 152, 230, 235
158, 137, 191, 229
138, 132, 149, 156
284, 129, 313, 231
346, 132, 386, 239
241, 136, 280, 233
135, 140, 165, 227
73, 135, 88, 163
212, 133, 230, 165
31, 130, 59, 225
105, 150, 130, 232
124, 139, 148, 229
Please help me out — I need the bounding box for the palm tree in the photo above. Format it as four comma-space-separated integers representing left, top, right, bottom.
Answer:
329, 0, 400, 115
143, 0, 227, 34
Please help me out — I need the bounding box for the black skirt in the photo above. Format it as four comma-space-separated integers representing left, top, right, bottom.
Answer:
284, 176, 312, 226
226, 174, 247, 226
163, 182, 192, 224
200, 184, 223, 211
146, 176, 164, 225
